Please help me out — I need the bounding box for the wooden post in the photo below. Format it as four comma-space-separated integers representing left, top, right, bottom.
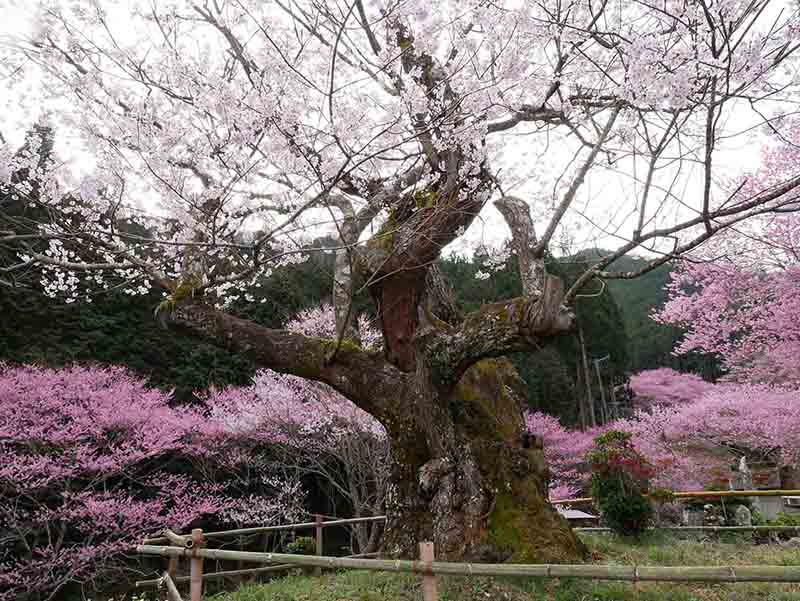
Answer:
419, 541, 438, 601
593, 355, 610, 425
315, 514, 323, 577
190, 528, 204, 601
167, 555, 179, 578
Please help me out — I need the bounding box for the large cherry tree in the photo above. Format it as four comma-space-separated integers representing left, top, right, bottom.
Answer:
2, 0, 800, 561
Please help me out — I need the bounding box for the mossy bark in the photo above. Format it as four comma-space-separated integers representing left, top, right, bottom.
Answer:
381, 357, 585, 562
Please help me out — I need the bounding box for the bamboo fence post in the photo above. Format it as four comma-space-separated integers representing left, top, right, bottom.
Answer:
190, 528, 204, 601
315, 514, 323, 577
167, 555, 179, 579
419, 542, 438, 601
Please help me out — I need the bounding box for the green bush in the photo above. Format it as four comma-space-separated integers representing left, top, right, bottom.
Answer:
285, 536, 316, 555
587, 430, 653, 538
769, 512, 800, 527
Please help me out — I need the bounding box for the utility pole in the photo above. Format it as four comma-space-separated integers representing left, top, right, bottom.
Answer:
593, 354, 610, 424
577, 324, 596, 428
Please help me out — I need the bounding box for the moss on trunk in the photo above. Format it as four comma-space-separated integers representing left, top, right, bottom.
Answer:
382, 358, 585, 563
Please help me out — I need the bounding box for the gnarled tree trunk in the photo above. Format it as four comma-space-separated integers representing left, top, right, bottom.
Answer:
168, 182, 586, 563
368, 266, 583, 561
380, 356, 583, 561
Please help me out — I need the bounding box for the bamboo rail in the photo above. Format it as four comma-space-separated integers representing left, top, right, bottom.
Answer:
576, 525, 800, 533
142, 515, 387, 545
136, 544, 800, 583
136, 563, 296, 587
553, 489, 800, 505
135, 551, 382, 587
672, 489, 800, 499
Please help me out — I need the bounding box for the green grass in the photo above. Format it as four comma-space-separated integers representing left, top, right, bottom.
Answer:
212, 534, 800, 601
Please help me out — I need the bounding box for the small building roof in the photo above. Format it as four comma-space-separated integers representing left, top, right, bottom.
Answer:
557, 508, 597, 520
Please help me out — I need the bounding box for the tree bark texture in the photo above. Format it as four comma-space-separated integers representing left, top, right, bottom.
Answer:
379, 355, 584, 562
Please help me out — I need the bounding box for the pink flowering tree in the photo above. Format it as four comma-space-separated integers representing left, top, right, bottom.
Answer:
529, 373, 800, 495
634, 384, 800, 472
525, 412, 596, 500
657, 257, 800, 385
3, 0, 800, 561
527, 406, 702, 499
629, 368, 715, 408
656, 117, 800, 386
0, 365, 305, 601
204, 304, 389, 553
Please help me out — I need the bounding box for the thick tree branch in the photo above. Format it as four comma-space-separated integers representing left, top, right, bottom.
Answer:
487, 106, 564, 133
417, 274, 573, 388
168, 302, 407, 418
494, 195, 547, 296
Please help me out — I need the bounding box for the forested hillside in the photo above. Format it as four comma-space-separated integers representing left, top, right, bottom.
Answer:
602, 255, 723, 381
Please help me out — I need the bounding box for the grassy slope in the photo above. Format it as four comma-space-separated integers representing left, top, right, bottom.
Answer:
213, 534, 800, 601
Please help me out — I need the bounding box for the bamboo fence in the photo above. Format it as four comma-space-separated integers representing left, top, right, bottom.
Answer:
553, 489, 800, 505
576, 525, 800, 533
134, 490, 800, 600
136, 514, 384, 600
136, 541, 800, 601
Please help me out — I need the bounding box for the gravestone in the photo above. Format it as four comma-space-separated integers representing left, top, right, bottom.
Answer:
733, 504, 752, 527
730, 456, 753, 490
683, 508, 705, 527
730, 456, 765, 518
